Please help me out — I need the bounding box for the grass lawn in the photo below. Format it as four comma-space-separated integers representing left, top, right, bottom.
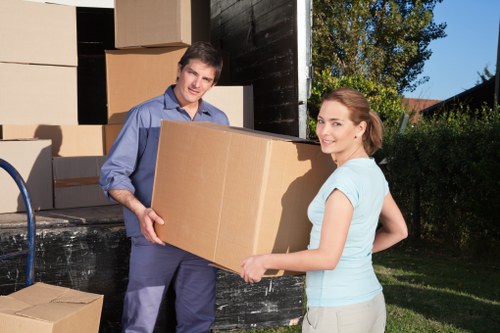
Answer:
221, 244, 500, 333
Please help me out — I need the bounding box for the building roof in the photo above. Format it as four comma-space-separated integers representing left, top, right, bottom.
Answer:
421, 76, 496, 117
402, 98, 442, 112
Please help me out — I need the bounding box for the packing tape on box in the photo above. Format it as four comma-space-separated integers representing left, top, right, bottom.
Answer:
54, 176, 100, 188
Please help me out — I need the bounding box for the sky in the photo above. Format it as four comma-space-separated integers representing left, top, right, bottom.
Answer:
405, 0, 500, 100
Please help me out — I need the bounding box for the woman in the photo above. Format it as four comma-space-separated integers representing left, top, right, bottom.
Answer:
241, 87, 408, 333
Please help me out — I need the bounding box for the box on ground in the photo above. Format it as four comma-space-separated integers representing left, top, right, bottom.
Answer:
114, 0, 210, 48
203, 86, 254, 129
152, 121, 335, 275
105, 47, 187, 124
0, 139, 53, 213
53, 156, 115, 209
0, 125, 106, 157
0, 282, 103, 333
0, 63, 77, 125
0, 0, 77, 66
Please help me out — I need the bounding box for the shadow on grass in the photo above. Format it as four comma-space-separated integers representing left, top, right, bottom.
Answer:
383, 283, 500, 333
375, 245, 500, 332
375, 246, 500, 303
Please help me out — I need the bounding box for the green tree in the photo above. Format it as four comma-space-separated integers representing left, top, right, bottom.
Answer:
308, 72, 405, 139
312, 0, 447, 93
476, 65, 495, 84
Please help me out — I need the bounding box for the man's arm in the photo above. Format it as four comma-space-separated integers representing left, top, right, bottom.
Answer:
109, 189, 165, 245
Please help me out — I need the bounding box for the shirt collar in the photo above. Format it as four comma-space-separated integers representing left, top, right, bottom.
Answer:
163, 85, 211, 116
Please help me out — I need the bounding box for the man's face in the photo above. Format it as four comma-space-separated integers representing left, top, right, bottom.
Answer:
174, 58, 216, 107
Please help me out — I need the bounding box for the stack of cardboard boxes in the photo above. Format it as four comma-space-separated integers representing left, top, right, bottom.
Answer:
0, 0, 253, 213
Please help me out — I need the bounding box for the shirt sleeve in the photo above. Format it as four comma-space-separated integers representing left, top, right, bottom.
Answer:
99, 107, 146, 199
322, 168, 359, 209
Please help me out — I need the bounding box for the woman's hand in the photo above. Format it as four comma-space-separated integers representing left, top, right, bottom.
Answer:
241, 255, 268, 283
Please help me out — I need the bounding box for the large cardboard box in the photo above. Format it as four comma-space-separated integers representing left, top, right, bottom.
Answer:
152, 121, 335, 275
0, 282, 103, 333
53, 156, 115, 209
115, 0, 210, 48
0, 140, 53, 213
0, 63, 77, 125
1, 125, 106, 157
203, 86, 254, 129
105, 47, 187, 124
0, 0, 77, 66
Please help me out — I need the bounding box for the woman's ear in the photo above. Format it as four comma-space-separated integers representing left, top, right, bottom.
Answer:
356, 121, 367, 138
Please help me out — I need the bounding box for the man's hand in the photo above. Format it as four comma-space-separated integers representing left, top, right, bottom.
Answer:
108, 190, 166, 245
138, 207, 165, 245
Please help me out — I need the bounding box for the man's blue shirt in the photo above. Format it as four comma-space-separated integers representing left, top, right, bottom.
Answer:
100, 85, 229, 237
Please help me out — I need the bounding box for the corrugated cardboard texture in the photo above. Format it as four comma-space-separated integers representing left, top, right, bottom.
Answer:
0, 139, 53, 213
0, 63, 77, 125
0, 282, 103, 333
114, 0, 210, 48
0, 125, 105, 157
203, 86, 254, 129
0, 0, 77, 66
152, 121, 335, 275
52, 156, 115, 209
104, 124, 123, 154
105, 47, 187, 124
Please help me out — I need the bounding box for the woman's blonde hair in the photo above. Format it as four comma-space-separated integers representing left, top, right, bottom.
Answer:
322, 87, 383, 155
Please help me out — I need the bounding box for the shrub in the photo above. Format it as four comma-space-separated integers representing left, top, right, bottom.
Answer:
378, 105, 500, 256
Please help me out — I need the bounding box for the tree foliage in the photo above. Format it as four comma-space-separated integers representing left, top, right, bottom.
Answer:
476, 65, 495, 84
308, 71, 405, 139
312, 0, 447, 93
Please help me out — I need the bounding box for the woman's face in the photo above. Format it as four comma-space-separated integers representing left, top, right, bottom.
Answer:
315, 100, 362, 157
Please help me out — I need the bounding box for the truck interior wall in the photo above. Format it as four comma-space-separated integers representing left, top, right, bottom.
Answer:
211, 0, 300, 137
77, 7, 115, 125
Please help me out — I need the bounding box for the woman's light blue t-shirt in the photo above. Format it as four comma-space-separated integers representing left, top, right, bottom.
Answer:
306, 158, 388, 307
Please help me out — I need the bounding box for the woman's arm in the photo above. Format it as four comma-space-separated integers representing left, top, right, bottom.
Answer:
372, 192, 408, 253
241, 189, 353, 283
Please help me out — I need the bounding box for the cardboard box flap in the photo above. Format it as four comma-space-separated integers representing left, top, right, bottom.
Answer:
52, 289, 102, 304
15, 302, 83, 323
0, 296, 31, 313
10, 283, 65, 305
187, 122, 313, 143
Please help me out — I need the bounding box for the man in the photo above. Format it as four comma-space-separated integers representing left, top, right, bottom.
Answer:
100, 41, 229, 333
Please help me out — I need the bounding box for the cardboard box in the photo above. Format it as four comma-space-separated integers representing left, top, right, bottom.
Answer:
0, 0, 77, 66
203, 86, 254, 129
0, 63, 77, 125
53, 156, 115, 209
105, 47, 188, 124
0, 282, 103, 333
0, 140, 53, 213
0, 125, 105, 157
152, 121, 335, 275
115, 0, 210, 48
104, 124, 123, 154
